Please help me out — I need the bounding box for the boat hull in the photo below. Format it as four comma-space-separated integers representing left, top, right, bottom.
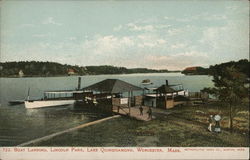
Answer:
24, 100, 75, 109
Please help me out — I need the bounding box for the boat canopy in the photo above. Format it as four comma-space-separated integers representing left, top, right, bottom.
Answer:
44, 90, 85, 94
168, 84, 184, 91
144, 87, 158, 90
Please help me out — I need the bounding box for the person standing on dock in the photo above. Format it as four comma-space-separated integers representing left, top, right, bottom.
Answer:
147, 107, 152, 119
139, 106, 143, 116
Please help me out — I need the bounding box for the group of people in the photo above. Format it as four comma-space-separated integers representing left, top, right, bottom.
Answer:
139, 106, 152, 119
208, 114, 221, 133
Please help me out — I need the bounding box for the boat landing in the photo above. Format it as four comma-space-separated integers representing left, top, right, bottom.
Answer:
112, 106, 154, 121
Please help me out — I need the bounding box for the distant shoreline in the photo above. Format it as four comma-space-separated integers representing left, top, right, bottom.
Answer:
0, 61, 181, 78
0, 71, 182, 78
1, 59, 249, 78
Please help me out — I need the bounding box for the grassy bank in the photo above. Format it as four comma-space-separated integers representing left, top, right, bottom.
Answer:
172, 101, 249, 134
31, 103, 249, 147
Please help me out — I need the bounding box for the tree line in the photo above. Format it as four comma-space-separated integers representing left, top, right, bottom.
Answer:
201, 59, 249, 133
0, 61, 171, 77
181, 59, 250, 77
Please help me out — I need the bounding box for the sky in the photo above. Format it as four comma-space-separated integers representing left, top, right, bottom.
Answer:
0, 0, 249, 70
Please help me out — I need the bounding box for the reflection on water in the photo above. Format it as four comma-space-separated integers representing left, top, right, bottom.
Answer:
0, 73, 213, 146
0, 104, 109, 146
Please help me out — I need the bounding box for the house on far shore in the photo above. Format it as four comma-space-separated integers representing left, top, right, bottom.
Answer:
68, 68, 76, 76
19, 70, 24, 77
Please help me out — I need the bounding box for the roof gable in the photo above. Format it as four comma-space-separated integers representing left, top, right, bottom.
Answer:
82, 79, 142, 93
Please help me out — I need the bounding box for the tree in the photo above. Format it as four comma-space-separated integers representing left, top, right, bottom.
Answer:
203, 66, 248, 132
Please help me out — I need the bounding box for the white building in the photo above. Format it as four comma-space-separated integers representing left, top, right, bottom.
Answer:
19, 70, 24, 77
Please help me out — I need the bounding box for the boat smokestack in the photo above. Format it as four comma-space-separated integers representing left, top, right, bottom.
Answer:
77, 77, 81, 90
166, 80, 168, 86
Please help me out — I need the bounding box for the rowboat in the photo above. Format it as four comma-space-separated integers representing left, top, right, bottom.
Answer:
141, 79, 153, 85
9, 100, 25, 105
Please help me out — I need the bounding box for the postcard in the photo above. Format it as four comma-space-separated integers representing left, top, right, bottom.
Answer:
0, 0, 249, 160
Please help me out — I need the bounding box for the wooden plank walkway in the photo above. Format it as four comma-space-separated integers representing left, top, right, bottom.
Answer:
112, 105, 175, 121
17, 115, 121, 147
113, 106, 154, 121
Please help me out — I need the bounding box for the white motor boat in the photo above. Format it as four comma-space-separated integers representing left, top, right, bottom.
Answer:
24, 90, 83, 109
24, 99, 76, 109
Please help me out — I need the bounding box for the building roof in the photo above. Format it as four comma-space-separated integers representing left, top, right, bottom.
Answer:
155, 85, 176, 93
68, 68, 75, 73
82, 79, 143, 93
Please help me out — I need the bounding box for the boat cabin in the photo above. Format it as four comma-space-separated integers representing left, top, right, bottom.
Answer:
42, 90, 89, 100
145, 80, 188, 109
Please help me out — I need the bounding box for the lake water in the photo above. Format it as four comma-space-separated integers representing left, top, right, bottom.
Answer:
0, 73, 214, 146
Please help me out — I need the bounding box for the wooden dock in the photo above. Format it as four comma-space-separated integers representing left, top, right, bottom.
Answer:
113, 106, 154, 121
